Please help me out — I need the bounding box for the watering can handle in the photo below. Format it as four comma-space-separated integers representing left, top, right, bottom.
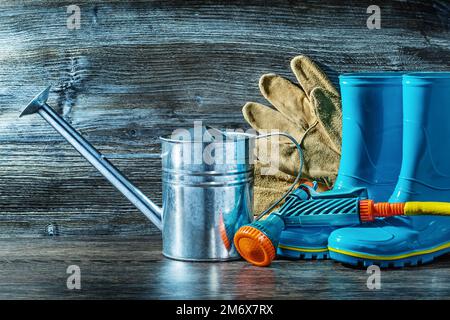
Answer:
253, 132, 304, 221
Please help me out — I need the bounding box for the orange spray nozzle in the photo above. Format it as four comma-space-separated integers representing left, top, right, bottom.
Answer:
234, 225, 276, 267
234, 214, 285, 267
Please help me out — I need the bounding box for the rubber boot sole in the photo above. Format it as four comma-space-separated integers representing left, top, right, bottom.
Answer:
277, 244, 329, 260
328, 242, 450, 268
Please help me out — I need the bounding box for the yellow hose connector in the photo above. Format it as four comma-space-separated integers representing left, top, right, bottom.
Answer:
359, 200, 450, 222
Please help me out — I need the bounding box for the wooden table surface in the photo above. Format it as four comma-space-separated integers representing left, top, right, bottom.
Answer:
0, 0, 449, 299
0, 235, 449, 300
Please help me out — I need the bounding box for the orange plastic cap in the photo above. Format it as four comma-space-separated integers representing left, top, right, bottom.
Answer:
303, 181, 314, 188
359, 199, 375, 222
234, 226, 276, 267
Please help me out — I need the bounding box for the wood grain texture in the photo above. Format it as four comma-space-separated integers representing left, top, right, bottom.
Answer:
0, 236, 449, 299
0, 0, 449, 237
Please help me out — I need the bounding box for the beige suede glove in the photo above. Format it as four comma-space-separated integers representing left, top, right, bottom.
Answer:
244, 56, 342, 214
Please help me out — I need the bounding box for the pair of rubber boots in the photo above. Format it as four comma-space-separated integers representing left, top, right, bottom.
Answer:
279, 72, 450, 267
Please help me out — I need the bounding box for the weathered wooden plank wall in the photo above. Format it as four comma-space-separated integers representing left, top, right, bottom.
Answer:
0, 0, 449, 237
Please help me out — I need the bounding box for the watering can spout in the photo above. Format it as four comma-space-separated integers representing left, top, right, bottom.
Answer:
20, 86, 163, 230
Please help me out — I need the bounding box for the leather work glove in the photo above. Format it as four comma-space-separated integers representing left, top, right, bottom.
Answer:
243, 56, 342, 214
252, 162, 317, 215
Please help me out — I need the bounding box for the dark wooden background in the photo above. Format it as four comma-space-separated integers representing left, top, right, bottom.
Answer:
1, 0, 449, 238
0, 0, 450, 300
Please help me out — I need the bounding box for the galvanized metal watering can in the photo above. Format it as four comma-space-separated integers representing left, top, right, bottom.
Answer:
21, 87, 302, 261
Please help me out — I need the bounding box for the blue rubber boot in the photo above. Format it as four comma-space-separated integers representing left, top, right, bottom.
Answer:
329, 72, 450, 267
278, 73, 403, 259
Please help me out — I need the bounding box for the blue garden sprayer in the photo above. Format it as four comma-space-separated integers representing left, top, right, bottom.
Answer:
234, 181, 450, 267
